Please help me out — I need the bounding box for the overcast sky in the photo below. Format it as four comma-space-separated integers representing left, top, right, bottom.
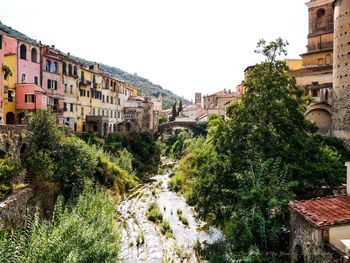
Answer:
0, 0, 308, 101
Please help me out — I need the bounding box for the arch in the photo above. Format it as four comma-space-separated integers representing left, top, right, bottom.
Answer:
62, 62, 67, 75
31, 48, 38, 63
325, 54, 332, 65
45, 60, 51, 71
305, 108, 331, 135
317, 8, 325, 18
6, 112, 16, 124
20, 44, 27, 60
68, 64, 73, 75
52, 62, 58, 73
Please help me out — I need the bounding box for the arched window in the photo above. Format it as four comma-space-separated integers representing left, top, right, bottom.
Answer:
45, 60, 51, 71
31, 48, 37, 63
52, 62, 58, 73
317, 8, 325, 18
20, 44, 27, 60
68, 64, 72, 75
73, 66, 77, 76
62, 62, 67, 75
106, 79, 109, 89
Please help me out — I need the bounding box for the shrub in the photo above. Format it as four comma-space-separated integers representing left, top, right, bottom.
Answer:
160, 220, 172, 238
146, 202, 163, 223
0, 182, 120, 263
0, 157, 22, 199
106, 132, 125, 153
177, 208, 189, 226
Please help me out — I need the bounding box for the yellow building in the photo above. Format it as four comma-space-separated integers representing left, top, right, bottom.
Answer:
3, 53, 16, 124
285, 59, 302, 71
76, 67, 93, 132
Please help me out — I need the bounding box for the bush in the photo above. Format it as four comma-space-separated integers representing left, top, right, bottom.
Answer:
106, 132, 125, 153
177, 209, 189, 226
113, 148, 134, 175
146, 202, 163, 223
0, 157, 22, 199
0, 182, 120, 263
160, 220, 172, 238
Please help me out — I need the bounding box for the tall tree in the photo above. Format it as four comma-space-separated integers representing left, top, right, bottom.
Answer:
170, 102, 177, 121
177, 100, 183, 116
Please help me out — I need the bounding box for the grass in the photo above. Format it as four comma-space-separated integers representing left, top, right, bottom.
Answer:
146, 202, 163, 223
160, 220, 173, 239
136, 231, 145, 247
177, 208, 189, 226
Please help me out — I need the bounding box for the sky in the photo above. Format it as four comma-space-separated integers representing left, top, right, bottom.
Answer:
0, 0, 308, 101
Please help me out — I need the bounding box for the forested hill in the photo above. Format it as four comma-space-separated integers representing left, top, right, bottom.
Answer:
0, 22, 189, 109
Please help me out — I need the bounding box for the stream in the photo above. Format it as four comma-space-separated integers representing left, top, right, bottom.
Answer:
117, 157, 222, 263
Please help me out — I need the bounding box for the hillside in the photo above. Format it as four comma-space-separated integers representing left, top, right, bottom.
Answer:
0, 22, 189, 109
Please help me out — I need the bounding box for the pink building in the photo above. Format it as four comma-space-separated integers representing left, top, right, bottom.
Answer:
41, 46, 64, 124
16, 40, 46, 122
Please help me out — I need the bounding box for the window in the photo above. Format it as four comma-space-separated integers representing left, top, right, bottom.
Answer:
45, 60, 51, 71
47, 80, 58, 89
25, 94, 35, 103
62, 62, 67, 75
93, 75, 96, 83
81, 107, 84, 116
317, 8, 325, 18
118, 98, 120, 105
20, 44, 27, 60
0, 34, 2, 49
87, 90, 90, 97
52, 62, 58, 73
64, 84, 68, 93
64, 103, 67, 112
80, 89, 83, 96
107, 96, 109, 103
47, 79, 51, 89
73, 66, 77, 76
31, 48, 38, 63
81, 71, 85, 81
111, 97, 113, 104
21, 74, 26, 83
34, 76, 39, 85
70, 103, 74, 112
68, 64, 72, 75
93, 108, 96, 115
70, 85, 73, 94
102, 95, 105, 103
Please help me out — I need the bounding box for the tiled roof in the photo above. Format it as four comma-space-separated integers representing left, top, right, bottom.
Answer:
289, 195, 350, 227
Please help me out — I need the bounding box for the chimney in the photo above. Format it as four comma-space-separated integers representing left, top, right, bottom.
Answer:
345, 161, 350, 195
67, 52, 70, 57
51, 45, 55, 49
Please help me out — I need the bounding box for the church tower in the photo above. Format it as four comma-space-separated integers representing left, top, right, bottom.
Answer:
195, 93, 202, 107
302, 0, 334, 66
332, 0, 350, 141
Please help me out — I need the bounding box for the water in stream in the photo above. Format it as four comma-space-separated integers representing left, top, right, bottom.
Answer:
117, 159, 222, 263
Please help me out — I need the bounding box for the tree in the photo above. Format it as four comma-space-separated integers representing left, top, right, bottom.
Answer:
177, 100, 183, 116
170, 102, 177, 121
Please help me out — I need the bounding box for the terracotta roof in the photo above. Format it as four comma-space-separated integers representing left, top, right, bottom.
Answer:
289, 195, 350, 228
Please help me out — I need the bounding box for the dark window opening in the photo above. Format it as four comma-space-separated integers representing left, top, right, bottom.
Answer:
31, 48, 38, 63
20, 44, 27, 60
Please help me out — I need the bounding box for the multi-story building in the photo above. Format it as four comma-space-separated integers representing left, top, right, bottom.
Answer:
16, 40, 46, 123
289, 0, 334, 135
3, 35, 16, 124
41, 45, 64, 124
203, 89, 239, 118
61, 53, 79, 131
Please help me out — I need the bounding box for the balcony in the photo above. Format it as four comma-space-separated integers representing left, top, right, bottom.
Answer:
49, 104, 63, 113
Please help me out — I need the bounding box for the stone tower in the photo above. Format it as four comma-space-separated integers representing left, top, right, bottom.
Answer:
302, 0, 334, 67
332, 0, 350, 141
195, 93, 202, 106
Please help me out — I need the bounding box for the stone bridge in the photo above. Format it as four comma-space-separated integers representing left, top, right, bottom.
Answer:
156, 120, 197, 138
0, 125, 28, 160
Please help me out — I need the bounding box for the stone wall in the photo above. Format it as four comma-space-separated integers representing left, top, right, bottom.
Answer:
0, 125, 27, 159
0, 187, 33, 229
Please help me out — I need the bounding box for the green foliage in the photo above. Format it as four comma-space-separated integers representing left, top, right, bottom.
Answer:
0, 182, 120, 263
125, 131, 160, 176
160, 220, 172, 238
146, 202, 163, 223
106, 132, 125, 153
27, 109, 62, 152
0, 157, 22, 200
113, 148, 135, 175
54, 136, 98, 190
178, 100, 183, 116
169, 131, 190, 159
176, 209, 189, 226
170, 102, 177, 121
159, 116, 168, 125
81, 129, 104, 148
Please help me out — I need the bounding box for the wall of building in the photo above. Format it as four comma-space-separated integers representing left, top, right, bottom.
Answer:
17, 42, 41, 85
329, 225, 350, 252
332, 0, 350, 141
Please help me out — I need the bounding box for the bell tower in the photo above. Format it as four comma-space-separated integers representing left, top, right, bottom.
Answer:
302, 0, 334, 67
195, 93, 202, 107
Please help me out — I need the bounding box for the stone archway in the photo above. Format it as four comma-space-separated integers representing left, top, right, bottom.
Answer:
293, 245, 305, 263
305, 108, 331, 135
6, 112, 15, 124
